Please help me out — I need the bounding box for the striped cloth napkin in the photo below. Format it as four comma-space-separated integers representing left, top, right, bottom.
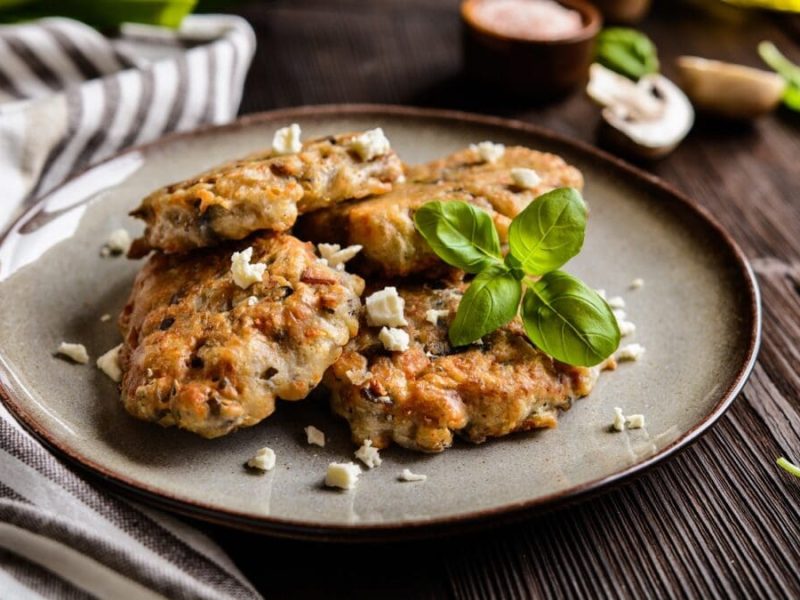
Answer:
0, 15, 262, 600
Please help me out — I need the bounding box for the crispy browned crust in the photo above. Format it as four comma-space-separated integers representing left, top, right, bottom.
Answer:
324, 282, 615, 453
119, 233, 364, 438
296, 146, 583, 278
128, 132, 405, 256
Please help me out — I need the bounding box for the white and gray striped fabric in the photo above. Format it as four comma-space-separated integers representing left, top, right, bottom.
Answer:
0, 15, 262, 600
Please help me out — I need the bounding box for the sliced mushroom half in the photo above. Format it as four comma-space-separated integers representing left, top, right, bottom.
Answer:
587, 63, 694, 159
676, 56, 786, 119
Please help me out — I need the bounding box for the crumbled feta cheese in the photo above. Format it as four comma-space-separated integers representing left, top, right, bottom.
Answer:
101, 228, 131, 257
470, 141, 505, 163
231, 247, 266, 289
304, 425, 326, 448
398, 469, 427, 482
596, 288, 607, 299
627, 414, 646, 429
318, 243, 362, 268
617, 343, 646, 362
100, 314, 111, 322
345, 368, 371, 385
325, 462, 361, 490
272, 123, 302, 155
247, 447, 276, 471
618, 320, 637, 337
348, 128, 391, 161
612, 407, 626, 432
425, 308, 449, 325
613, 309, 627, 322
56, 342, 89, 364
366, 287, 407, 327
246, 296, 259, 306
96, 344, 122, 382
355, 440, 382, 469
375, 395, 392, 404
510, 167, 542, 189
607, 296, 626, 309
629, 278, 645, 290
379, 327, 410, 352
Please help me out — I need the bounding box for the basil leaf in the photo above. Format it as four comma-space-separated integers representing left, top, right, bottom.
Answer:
508, 187, 587, 276
414, 201, 503, 273
759, 41, 800, 112
595, 27, 659, 81
521, 271, 620, 367
449, 266, 521, 347
0, 0, 197, 28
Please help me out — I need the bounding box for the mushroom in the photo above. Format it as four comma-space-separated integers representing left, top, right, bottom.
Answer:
587, 63, 694, 159
676, 55, 786, 120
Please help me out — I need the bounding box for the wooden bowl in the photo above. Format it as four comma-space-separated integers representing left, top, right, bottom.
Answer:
461, 0, 602, 100
591, 0, 651, 23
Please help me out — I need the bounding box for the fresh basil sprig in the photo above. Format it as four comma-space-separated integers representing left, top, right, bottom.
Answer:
414, 188, 620, 367
758, 41, 800, 112
595, 27, 660, 81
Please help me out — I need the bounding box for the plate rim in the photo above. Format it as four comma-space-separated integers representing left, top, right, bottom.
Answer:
0, 104, 762, 541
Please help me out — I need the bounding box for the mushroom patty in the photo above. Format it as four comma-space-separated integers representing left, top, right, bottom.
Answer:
128, 132, 405, 257
119, 233, 364, 438
296, 146, 583, 278
324, 282, 615, 453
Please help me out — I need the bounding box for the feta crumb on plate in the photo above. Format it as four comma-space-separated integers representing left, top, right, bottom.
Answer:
619, 320, 636, 337
97, 344, 122, 382
100, 314, 111, 322
470, 141, 505, 163
612, 407, 626, 432
617, 343, 646, 362
379, 327, 409, 352
627, 414, 646, 429
317, 243, 362, 268
510, 167, 542, 189
230, 247, 266, 289
272, 123, 302, 155
355, 440, 382, 469
607, 296, 626, 309
629, 278, 645, 290
596, 288, 607, 299
325, 462, 361, 490
247, 447, 276, 471
398, 469, 427, 482
424, 308, 449, 326
56, 342, 89, 364
304, 425, 326, 447
348, 128, 391, 161
365, 286, 407, 327
101, 228, 131, 257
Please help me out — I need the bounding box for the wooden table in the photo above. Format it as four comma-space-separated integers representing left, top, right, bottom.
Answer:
207, 1, 800, 597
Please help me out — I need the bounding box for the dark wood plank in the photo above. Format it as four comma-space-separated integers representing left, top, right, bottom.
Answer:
208, 1, 800, 597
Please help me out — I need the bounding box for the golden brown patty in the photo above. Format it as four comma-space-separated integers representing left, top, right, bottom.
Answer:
296, 146, 583, 278
119, 233, 364, 438
128, 132, 404, 257
325, 282, 614, 453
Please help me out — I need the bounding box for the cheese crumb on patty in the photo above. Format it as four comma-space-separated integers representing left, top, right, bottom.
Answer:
230, 247, 266, 289
355, 440, 382, 469
96, 344, 122, 382
100, 314, 111, 322
325, 462, 361, 490
365, 286, 407, 327
470, 141, 505, 163
617, 343, 646, 362
101, 228, 132, 257
425, 308, 449, 325
304, 425, 326, 447
510, 167, 542, 189
349, 128, 391, 161
56, 342, 89, 364
317, 243, 362, 268
345, 368, 371, 385
379, 327, 410, 352
272, 123, 302, 155
247, 447, 276, 471
398, 469, 427, 482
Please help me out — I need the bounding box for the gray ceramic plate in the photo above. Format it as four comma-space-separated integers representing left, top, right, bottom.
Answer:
0, 106, 760, 541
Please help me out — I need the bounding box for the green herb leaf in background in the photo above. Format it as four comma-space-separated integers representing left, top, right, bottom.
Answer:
595, 27, 660, 81
521, 271, 620, 367
449, 265, 522, 347
0, 0, 197, 29
759, 41, 800, 112
777, 457, 800, 478
508, 187, 587, 276
414, 200, 502, 274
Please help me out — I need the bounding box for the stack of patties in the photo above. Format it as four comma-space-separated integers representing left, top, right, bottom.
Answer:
119, 127, 610, 453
